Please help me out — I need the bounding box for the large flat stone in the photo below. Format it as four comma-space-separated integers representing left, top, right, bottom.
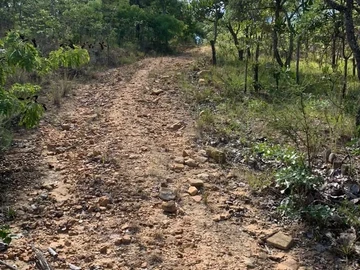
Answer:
189, 179, 204, 188
275, 257, 299, 270
266, 232, 293, 250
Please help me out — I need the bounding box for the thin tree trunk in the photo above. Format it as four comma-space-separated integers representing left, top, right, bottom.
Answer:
341, 33, 351, 98
331, 35, 337, 70
343, 57, 348, 98
244, 53, 248, 93
226, 23, 244, 61
210, 40, 217, 66
327, 0, 360, 79
210, 11, 219, 66
331, 9, 338, 71
273, 0, 284, 67
353, 57, 356, 76
285, 31, 294, 67
296, 37, 301, 84
253, 40, 260, 91
245, 26, 251, 58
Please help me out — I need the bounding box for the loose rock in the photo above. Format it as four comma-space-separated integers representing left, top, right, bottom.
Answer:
188, 186, 198, 196
275, 257, 299, 270
213, 215, 222, 222
61, 123, 71, 131
98, 196, 111, 207
266, 232, 294, 250
69, 263, 82, 270
162, 201, 177, 213
159, 188, 176, 201
226, 170, 237, 179
99, 245, 108, 254
174, 157, 184, 164
195, 156, 208, 163
185, 158, 198, 167
151, 88, 164, 95
198, 149, 207, 156
172, 163, 185, 172
115, 235, 131, 245
168, 122, 183, 131
182, 150, 191, 157
197, 173, 209, 181
189, 179, 204, 188
243, 257, 256, 269
192, 195, 202, 202
206, 147, 226, 164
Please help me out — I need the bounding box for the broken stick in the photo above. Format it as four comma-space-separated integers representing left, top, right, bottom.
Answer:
0, 260, 18, 270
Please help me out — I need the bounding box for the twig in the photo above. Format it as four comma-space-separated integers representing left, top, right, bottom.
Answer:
47, 247, 57, 258
0, 260, 18, 270
31, 245, 54, 270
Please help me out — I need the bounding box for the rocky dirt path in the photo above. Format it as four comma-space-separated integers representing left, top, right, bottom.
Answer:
0, 53, 324, 270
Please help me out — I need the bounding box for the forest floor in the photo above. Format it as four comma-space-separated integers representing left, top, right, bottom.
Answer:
0, 49, 344, 270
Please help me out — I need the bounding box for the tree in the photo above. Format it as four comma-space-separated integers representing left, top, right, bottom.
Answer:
192, 0, 226, 65
325, 0, 360, 80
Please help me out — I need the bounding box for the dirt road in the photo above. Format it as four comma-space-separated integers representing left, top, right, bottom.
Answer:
0, 53, 327, 269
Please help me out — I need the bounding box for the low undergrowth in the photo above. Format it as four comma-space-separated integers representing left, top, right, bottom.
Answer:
181, 49, 360, 260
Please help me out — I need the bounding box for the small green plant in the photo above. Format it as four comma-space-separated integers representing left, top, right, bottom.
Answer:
336, 243, 356, 259
276, 164, 325, 223
253, 142, 303, 166
0, 225, 12, 244
337, 201, 360, 228
302, 204, 335, 226
275, 165, 323, 195
2, 207, 17, 220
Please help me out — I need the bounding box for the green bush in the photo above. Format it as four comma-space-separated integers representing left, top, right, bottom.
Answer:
0, 31, 90, 150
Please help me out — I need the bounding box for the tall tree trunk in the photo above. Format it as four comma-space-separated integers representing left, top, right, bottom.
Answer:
331, 9, 338, 71
226, 23, 244, 61
273, 0, 284, 67
344, 0, 360, 80
210, 40, 217, 66
210, 11, 219, 66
